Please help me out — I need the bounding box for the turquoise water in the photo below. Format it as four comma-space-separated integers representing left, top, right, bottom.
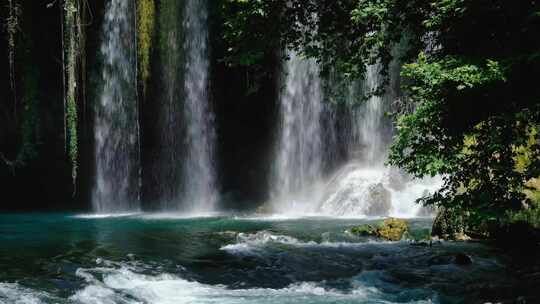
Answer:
0, 213, 532, 303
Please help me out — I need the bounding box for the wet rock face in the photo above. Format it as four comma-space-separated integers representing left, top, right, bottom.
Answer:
365, 183, 392, 216
318, 170, 394, 217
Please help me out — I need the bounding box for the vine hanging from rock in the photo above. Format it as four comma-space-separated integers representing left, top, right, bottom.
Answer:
6, 0, 20, 121
63, 0, 81, 195
137, 0, 155, 97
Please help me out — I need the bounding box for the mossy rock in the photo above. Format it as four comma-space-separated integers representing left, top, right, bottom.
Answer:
349, 218, 409, 241
432, 207, 471, 240
377, 218, 409, 241
350, 224, 378, 237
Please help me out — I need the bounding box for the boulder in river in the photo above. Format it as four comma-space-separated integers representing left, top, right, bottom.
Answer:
365, 183, 392, 216
350, 224, 378, 237
349, 218, 409, 241
378, 218, 409, 241
454, 253, 473, 265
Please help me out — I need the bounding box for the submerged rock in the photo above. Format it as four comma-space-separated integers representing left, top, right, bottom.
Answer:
349, 218, 409, 241
454, 253, 473, 265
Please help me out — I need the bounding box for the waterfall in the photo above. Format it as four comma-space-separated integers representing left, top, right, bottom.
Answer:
156, 0, 217, 212
155, 0, 184, 208
270, 52, 325, 213
318, 61, 441, 218
181, 0, 217, 212
348, 64, 393, 166
93, 0, 140, 213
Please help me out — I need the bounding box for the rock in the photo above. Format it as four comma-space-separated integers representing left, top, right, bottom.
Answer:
454, 253, 472, 265
365, 183, 392, 216
453, 232, 472, 241
349, 218, 409, 241
432, 207, 469, 240
409, 240, 430, 247
349, 224, 378, 237
377, 218, 409, 241
428, 254, 455, 266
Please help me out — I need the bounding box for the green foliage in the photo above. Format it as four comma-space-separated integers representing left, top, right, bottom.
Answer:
220, 0, 367, 77
137, 0, 155, 95
390, 55, 507, 177
331, 0, 540, 227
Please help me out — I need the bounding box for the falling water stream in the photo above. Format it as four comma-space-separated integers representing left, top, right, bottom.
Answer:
270, 51, 325, 213
319, 63, 441, 217
181, 0, 218, 213
93, 0, 140, 213
156, 0, 217, 212
270, 51, 440, 217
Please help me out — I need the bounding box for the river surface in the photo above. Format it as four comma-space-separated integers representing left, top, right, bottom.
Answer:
0, 213, 536, 303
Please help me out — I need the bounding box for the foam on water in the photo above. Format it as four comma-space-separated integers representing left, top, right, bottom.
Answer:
220, 230, 397, 255
319, 165, 442, 218
136, 212, 226, 220
0, 283, 54, 304
70, 261, 434, 304
73, 212, 142, 219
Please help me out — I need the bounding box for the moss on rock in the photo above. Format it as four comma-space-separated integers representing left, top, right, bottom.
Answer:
377, 218, 409, 241
350, 224, 378, 237
349, 218, 409, 241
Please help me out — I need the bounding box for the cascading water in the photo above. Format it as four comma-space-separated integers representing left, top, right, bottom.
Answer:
347, 65, 393, 165
154, 0, 184, 209
93, 0, 140, 213
318, 63, 441, 218
270, 51, 325, 213
156, 0, 217, 212
181, 0, 217, 212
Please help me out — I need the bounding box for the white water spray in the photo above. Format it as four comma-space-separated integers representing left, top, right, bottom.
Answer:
181, 0, 218, 212
319, 63, 441, 218
270, 52, 325, 213
93, 0, 140, 213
